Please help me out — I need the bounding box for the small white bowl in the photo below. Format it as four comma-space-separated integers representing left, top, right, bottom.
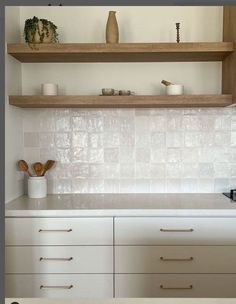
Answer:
166, 84, 184, 95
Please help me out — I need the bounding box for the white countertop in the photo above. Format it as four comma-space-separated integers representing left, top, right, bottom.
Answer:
5, 193, 236, 217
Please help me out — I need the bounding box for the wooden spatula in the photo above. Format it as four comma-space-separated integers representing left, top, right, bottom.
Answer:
17, 160, 32, 176
32, 162, 44, 176
41, 160, 55, 176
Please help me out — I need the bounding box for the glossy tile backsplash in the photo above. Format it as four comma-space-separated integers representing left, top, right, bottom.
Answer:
23, 107, 236, 193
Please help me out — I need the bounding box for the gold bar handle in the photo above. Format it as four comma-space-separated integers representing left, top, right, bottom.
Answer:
40, 285, 73, 290
160, 256, 194, 261
40, 257, 73, 261
38, 229, 72, 233
160, 228, 194, 232
160, 284, 193, 290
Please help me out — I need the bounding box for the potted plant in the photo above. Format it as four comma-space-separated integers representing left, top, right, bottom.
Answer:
24, 16, 59, 44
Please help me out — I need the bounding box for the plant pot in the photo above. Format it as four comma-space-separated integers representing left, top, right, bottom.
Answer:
24, 17, 58, 44
27, 20, 54, 43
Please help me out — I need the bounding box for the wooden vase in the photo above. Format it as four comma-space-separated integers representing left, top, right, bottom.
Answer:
106, 11, 119, 44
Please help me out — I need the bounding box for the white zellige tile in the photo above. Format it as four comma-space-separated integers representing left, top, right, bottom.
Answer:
55, 133, 71, 148
88, 179, 104, 193
104, 179, 120, 193
23, 108, 235, 194
150, 179, 166, 193
39, 132, 54, 148
24, 132, 39, 148
72, 178, 88, 193
72, 163, 89, 178
104, 148, 119, 163
72, 132, 88, 148
120, 163, 135, 178
89, 164, 104, 178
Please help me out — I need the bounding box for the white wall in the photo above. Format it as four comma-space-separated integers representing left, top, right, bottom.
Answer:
20, 6, 223, 95
5, 7, 24, 203
6, 6, 236, 196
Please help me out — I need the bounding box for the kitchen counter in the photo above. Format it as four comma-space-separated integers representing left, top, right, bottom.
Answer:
5, 193, 236, 217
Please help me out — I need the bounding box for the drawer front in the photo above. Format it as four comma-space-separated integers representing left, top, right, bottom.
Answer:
115, 246, 236, 273
6, 246, 113, 274
115, 217, 236, 245
6, 218, 113, 245
115, 274, 236, 298
5, 274, 113, 298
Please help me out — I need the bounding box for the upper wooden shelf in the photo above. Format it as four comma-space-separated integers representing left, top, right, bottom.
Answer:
7, 42, 234, 63
9, 95, 233, 108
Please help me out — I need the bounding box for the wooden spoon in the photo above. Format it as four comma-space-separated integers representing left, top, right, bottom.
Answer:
17, 160, 32, 177
32, 162, 44, 176
41, 160, 55, 176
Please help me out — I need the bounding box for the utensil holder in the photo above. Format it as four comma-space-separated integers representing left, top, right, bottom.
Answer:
28, 176, 47, 198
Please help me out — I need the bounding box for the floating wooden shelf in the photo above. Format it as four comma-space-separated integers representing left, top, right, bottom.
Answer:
7, 42, 234, 63
9, 95, 233, 108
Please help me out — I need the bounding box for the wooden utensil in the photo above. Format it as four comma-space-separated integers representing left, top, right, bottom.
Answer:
41, 160, 55, 176
161, 80, 172, 86
32, 162, 44, 176
17, 160, 32, 177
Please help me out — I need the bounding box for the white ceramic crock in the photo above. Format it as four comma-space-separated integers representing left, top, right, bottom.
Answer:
41, 83, 58, 96
166, 84, 184, 95
28, 176, 47, 198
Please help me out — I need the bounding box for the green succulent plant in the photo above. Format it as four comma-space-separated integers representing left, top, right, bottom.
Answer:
24, 16, 59, 44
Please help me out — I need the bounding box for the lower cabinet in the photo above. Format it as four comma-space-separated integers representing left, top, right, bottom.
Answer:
114, 216, 236, 298
115, 274, 236, 298
5, 274, 113, 298
5, 216, 236, 298
115, 246, 236, 273
6, 246, 113, 274
5, 217, 114, 298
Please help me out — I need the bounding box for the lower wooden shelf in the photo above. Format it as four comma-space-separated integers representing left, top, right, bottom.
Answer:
9, 95, 233, 108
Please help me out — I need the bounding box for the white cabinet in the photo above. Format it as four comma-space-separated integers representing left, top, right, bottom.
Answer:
6, 217, 113, 245
115, 274, 236, 298
6, 274, 113, 298
114, 216, 236, 298
115, 217, 236, 245
6, 215, 236, 298
6, 246, 113, 274
5, 217, 113, 298
115, 246, 236, 273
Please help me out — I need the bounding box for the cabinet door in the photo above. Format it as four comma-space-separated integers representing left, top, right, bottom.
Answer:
6, 246, 113, 274
6, 274, 113, 298
115, 217, 236, 245
115, 274, 236, 298
6, 218, 113, 245
115, 246, 236, 273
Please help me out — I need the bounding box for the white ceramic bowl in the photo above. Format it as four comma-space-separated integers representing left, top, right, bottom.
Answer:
166, 84, 184, 95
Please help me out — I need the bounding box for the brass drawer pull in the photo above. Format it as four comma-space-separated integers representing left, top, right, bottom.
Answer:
38, 229, 72, 233
40, 285, 73, 290
40, 257, 73, 261
160, 284, 193, 290
160, 228, 194, 232
160, 256, 194, 261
